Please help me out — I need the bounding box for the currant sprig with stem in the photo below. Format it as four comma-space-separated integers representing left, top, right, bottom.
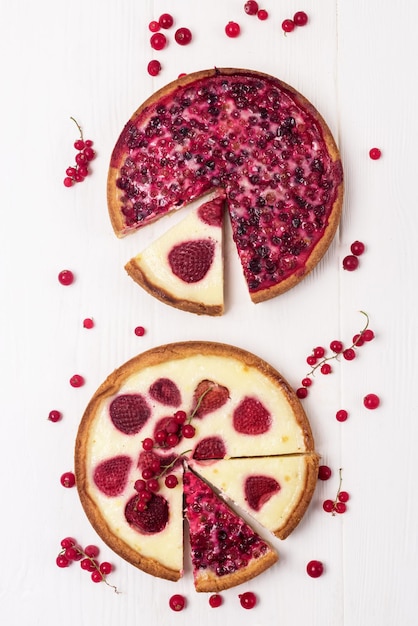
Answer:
57, 538, 120, 593
322, 468, 350, 516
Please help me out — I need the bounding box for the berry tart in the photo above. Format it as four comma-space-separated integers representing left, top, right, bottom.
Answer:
75, 341, 317, 590
125, 194, 225, 315
108, 68, 343, 302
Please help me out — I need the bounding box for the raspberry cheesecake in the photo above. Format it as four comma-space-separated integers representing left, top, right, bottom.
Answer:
125, 195, 225, 315
108, 68, 343, 302
75, 341, 317, 589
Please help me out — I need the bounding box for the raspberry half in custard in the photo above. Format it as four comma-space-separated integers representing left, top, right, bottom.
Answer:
108, 68, 343, 303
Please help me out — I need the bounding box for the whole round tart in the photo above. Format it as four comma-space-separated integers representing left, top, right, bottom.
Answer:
75, 341, 318, 590
108, 68, 343, 302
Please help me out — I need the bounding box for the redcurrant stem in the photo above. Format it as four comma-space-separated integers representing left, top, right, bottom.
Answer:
306, 311, 370, 377
70, 116, 83, 140
158, 449, 192, 478
188, 386, 213, 423
60, 546, 120, 593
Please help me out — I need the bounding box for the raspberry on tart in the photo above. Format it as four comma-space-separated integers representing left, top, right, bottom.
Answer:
183, 470, 278, 592
125, 195, 225, 315
108, 68, 343, 303
189, 453, 319, 539
75, 341, 317, 586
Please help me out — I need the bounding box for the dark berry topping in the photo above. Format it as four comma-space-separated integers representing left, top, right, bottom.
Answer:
109, 394, 151, 435
93, 455, 132, 497
233, 396, 272, 434
244, 475, 280, 511
125, 493, 169, 534
149, 378, 182, 407
168, 240, 215, 283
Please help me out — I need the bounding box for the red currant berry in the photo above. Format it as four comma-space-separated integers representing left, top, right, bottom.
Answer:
73, 170, 84, 182
61, 537, 76, 549
134, 479, 146, 492
84, 545, 100, 558
48, 410, 62, 422
84, 139, 93, 148
74, 139, 85, 150
138, 490, 152, 503
336, 409, 348, 422
175, 27, 192, 45
282, 19, 295, 33
302, 377, 312, 387
148, 20, 160, 32
70, 374, 85, 388
77, 165, 88, 178
330, 340, 343, 353
225, 21, 241, 37
142, 437, 154, 451
363, 393, 380, 409
159, 13, 174, 29
343, 348, 356, 361
80, 557, 94, 571
369, 147, 381, 160
58, 269, 74, 285
294, 11, 308, 26
154, 429, 167, 445
64, 546, 79, 561
134, 326, 145, 336
174, 410, 187, 424
169, 594, 186, 611
63, 176, 74, 187
182, 424, 196, 438
91, 570, 104, 583
100, 561, 112, 575
75, 152, 87, 166
318, 465, 332, 480
165, 474, 179, 489
141, 467, 154, 480
257, 9, 268, 20
334, 501, 347, 514
56, 554, 70, 568
350, 240, 365, 256
353, 333, 365, 346
209, 594, 223, 608
83, 147, 95, 161
244, 1, 259, 15
60, 471, 76, 488
338, 491, 350, 503
323, 499, 335, 512
165, 418, 180, 434
363, 329, 375, 342
342, 255, 359, 271
150, 33, 167, 51
313, 346, 325, 358
166, 433, 179, 448
307, 355, 317, 366
239, 591, 257, 609
296, 387, 308, 399
147, 478, 160, 492
147, 60, 161, 76
306, 560, 324, 578
83, 317, 94, 329
320, 363, 332, 375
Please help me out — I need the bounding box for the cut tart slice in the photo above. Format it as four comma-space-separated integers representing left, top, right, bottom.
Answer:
183, 469, 278, 591
189, 453, 319, 539
125, 195, 225, 316
108, 68, 343, 302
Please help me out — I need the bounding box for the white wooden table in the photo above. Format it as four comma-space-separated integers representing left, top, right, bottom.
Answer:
1, 1, 417, 624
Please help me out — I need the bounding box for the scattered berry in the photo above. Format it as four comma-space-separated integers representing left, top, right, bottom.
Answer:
239, 591, 257, 609
306, 560, 324, 578
48, 410, 62, 423
336, 409, 348, 422
369, 147, 381, 160
159, 13, 174, 29
134, 326, 145, 336
60, 471, 76, 488
175, 27, 192, 45
209, 593, 223, 607
301, 377, 312, 387
282, 19, 295, 33
244, 1, 259, 15
318, 465, 332, 480
83, 318, 94, 329
296, 387, 308, 399
147, 60, 162, 76
169, 594, 186, 611
342, 254, 359, 271
257, 9, 268, 20
293, 11, 308, 26
58, 270, 74, 286
363, 393, 380, 409
148, 20, 160, 32
150, 33, 167, 50
225, 21, 241, 37
70, 374, 85, 388
350, 240, 365, 256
